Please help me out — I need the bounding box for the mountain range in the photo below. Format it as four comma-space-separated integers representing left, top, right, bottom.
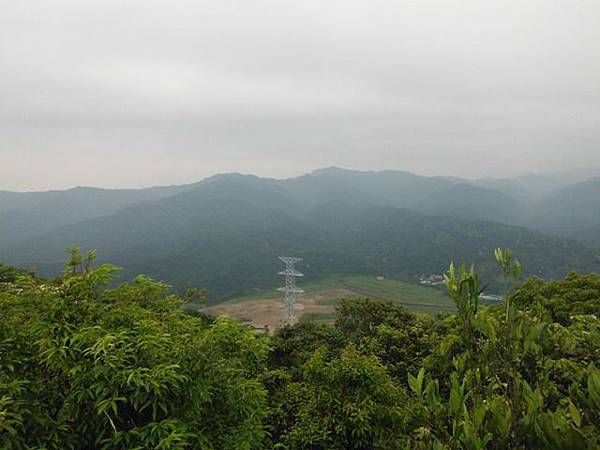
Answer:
1, 167, 599, 302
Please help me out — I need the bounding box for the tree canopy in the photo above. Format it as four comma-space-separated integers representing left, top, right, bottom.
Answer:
1, 247, 599, 449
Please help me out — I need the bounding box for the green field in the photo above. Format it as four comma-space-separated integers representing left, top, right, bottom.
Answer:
222, 274, 455, 315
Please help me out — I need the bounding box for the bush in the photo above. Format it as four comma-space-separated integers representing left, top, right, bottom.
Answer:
1, 247, 599, 449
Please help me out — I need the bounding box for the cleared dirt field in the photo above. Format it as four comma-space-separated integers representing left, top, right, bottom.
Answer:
202, 289, 357, 331
200, 275, 457, 332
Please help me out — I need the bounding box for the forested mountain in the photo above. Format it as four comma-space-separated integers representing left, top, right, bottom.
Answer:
2, 169, 599, 303
305, 167, 455, 208
528, 177, 600, 242
474, 167, 600, 202
417, 183, 524, 224
0, 184, 192, 244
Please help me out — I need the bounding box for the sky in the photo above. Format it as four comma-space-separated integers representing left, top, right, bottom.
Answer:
1, 0, 599, 191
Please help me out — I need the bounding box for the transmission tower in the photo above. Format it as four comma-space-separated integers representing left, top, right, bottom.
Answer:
277, 256, 304, 324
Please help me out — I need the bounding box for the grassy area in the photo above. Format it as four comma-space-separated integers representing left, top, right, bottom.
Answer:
221, 274, 455, 314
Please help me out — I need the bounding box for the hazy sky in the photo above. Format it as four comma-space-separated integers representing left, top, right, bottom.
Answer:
1, 0, 599, 190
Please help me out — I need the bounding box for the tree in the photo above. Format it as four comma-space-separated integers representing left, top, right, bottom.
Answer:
406, 249, 600, 449
281, 345, 408, 450
0, 248, 270, 449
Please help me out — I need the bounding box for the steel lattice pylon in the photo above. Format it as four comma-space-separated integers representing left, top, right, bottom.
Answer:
277, 256, 304, 324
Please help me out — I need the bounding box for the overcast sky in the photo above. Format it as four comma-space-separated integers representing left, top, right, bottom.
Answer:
1, 0, 599, 190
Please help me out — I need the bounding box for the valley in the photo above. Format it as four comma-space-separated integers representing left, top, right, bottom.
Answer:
201, 274, 456, 331
2, 167, 600, 304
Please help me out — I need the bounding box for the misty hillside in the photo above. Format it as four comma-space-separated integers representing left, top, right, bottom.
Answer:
417, 183, 524, 224
0, 184, 193, 243
473, 167, 600, 202
2, 168, 600, 302
528, 177, 600, 242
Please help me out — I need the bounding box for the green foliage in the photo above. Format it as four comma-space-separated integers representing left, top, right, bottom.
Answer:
334, 298, 438, 381
0, 249, 269, 449
336, 297, 416, 339
272, 345, 408, 450
1, 246, 599, 449
444, 263, 483, 349
0, 265, 30, 284
512, 272, 600, 325
406, 249, 600, 449
269, 321, 343, 371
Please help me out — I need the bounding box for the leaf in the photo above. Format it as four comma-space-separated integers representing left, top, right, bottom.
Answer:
473, 402, 487, 429
568, 401, 582, 427
408, 368, 425, 397
588, 370, 600, 407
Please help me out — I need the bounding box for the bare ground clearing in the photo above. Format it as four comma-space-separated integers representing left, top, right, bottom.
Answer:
202, 289, 357, 331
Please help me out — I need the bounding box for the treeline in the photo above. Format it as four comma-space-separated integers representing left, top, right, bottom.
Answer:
0, 248, 599, 449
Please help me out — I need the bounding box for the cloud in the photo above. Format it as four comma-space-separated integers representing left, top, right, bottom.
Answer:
1, 0, 599, 189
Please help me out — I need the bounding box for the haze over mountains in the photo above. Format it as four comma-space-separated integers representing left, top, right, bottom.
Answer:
1, 167, 599, 302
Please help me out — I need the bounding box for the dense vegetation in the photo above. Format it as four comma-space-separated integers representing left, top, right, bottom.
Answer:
3, 169, 600, 302
1, 248, 599, 449
0, 265, 30, 284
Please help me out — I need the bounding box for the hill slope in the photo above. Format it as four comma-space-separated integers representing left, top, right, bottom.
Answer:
526, 177, 600, 242
0, 184, 191, 244
3, 173, 599, 303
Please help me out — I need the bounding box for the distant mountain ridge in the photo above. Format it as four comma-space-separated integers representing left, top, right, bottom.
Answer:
0, 184, 195, 244
1, 167, 600, 302
528, 177, 600, 242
